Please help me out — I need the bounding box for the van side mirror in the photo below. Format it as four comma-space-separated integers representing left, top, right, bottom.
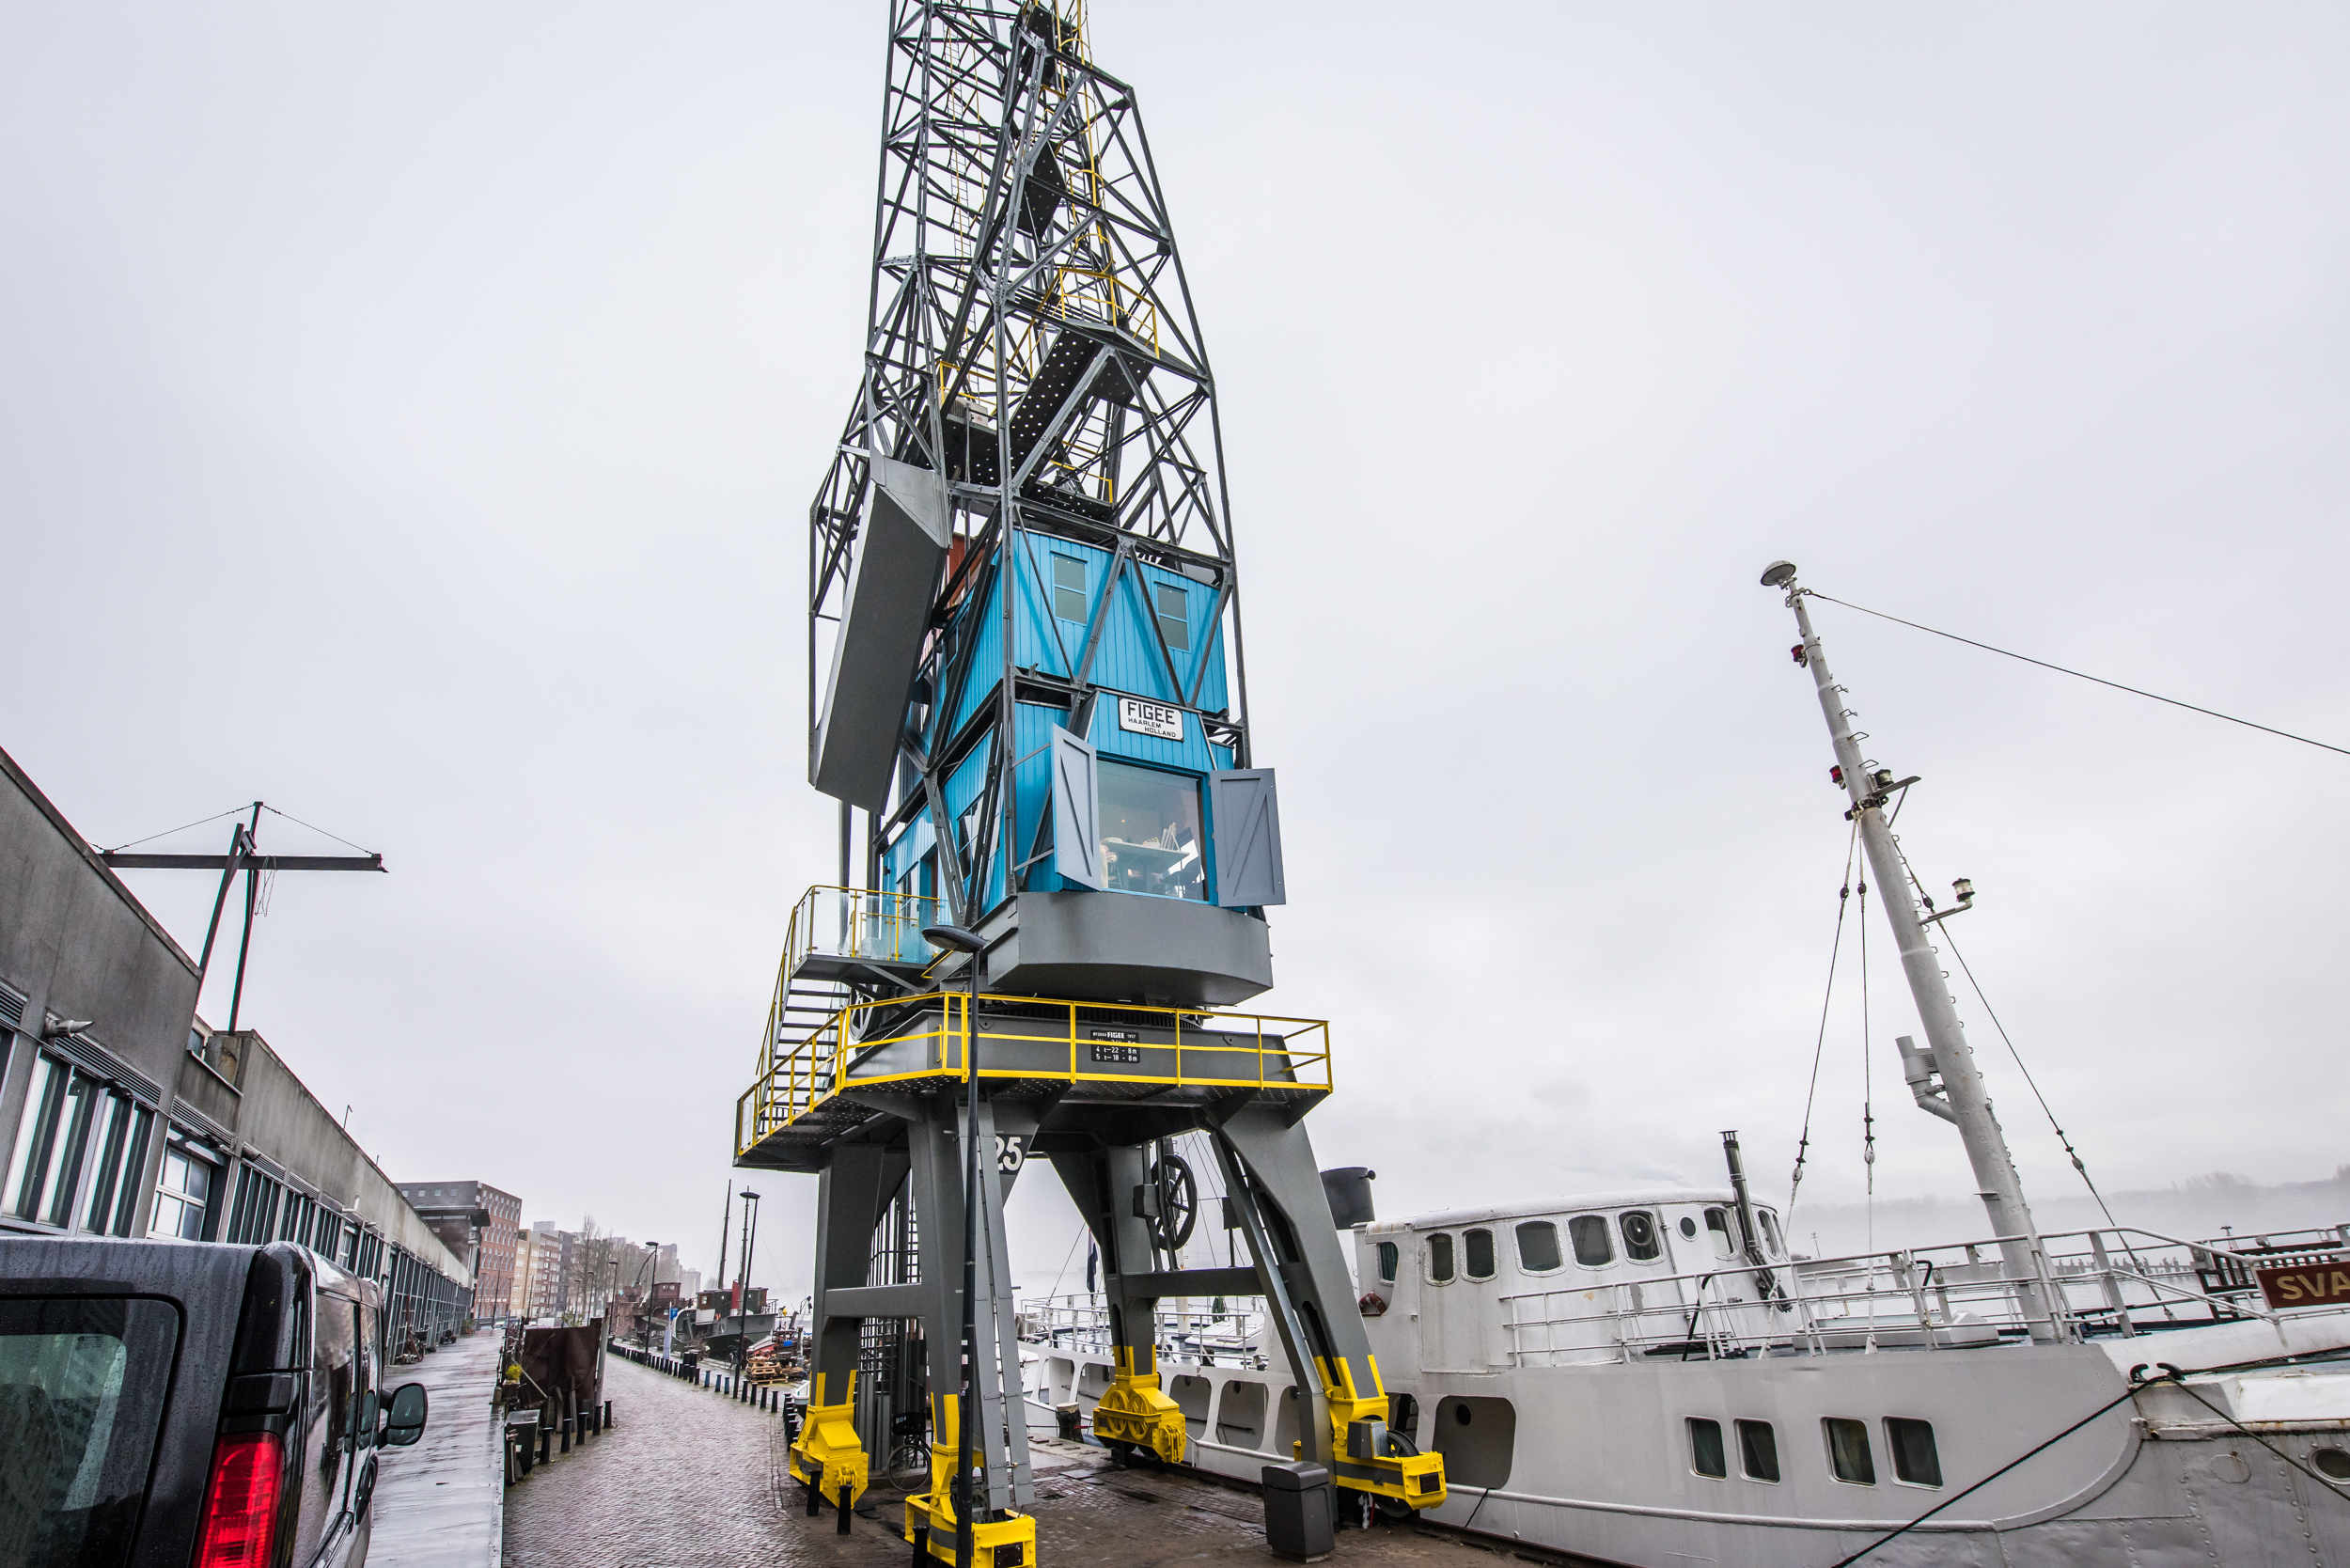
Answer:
380, 1382, 430, 1447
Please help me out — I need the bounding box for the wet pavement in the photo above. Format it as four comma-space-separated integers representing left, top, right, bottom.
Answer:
502, 1353, 1605, 1567
369, 1327, 504, 1568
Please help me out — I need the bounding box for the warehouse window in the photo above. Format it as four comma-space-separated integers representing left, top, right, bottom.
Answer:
1052, 554, 1088, 623
1154, 583, 1190, 651
151, 1146, 215, 1241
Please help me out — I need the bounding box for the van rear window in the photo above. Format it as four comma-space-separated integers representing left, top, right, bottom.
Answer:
0, 1296, 181, 1566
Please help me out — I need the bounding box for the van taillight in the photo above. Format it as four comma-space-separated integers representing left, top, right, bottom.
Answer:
193, 1431, 283, 1568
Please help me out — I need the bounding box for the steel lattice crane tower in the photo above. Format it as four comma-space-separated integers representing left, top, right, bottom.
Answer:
739, 5, 1445, 1559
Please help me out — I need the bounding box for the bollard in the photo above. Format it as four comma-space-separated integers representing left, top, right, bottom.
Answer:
560, 1418, 572, 1454
604, 1400, 613, 1428
837, 1483, 853, 1535
807, 1481, 822, 1517
539, 1426, 552, 1466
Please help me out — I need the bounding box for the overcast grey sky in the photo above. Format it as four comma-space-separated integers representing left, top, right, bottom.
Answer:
5, 4, 2345, 1301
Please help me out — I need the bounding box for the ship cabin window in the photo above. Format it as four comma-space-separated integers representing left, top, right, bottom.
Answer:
1377, 1242, 1399, 1283
1688, 1418, 1727, 1479
1824, 1418, 1875, 1484
1885, 1419, 1941, 1487
1568, 1215, 1614, 1267
1705, 1208, 1738, 1261
1515, 1221, 1562, 1273
1738, 1420, 1780, 1482
1757, 1207, 1786, 1259
1619, 1210, 1662, 1262
1052, 553, 1088, 623
1154, 583, 1190, 651
1428, 1232, 1455, 1283
1464, 1229, 1496, 1280
1097, 760, 1206, 902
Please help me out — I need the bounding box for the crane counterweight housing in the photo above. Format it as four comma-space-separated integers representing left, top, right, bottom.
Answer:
746, 3, 1443, 1554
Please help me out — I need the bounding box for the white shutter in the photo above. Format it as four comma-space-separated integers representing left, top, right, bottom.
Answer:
1050, 727, 1104, 889
1209, 769, 1285, 907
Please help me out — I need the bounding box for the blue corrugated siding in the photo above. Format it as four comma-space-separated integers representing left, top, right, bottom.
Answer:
943, 563, 1008, 742
943, 736, 1006, 911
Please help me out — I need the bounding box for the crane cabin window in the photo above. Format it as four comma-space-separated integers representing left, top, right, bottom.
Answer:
1515, 1221, 1562, 1273
1052, 553, 1088, 623
1097, 760, 1205, 901
1428, 1232, 1456, 1283
1568, 1215, 1614, 1267
1464, 1229, 1496, 1280
1154, 584, 1191, 651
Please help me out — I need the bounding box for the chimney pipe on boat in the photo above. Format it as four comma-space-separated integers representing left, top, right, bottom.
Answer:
1764, 562, 2060, 1341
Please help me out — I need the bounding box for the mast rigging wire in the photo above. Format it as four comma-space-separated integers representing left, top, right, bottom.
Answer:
1806, 591, 2350, 760
1787, 823, 1862, 1221
99, 802, 253, 855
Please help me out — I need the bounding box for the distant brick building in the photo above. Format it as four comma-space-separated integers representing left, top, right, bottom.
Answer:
396, 1180, 523, 1323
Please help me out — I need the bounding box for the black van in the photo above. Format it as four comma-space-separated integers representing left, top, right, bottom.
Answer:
0, 1236, 429, 1568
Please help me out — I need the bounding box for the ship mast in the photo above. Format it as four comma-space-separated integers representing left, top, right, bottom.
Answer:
1763, 562, 2059, 1341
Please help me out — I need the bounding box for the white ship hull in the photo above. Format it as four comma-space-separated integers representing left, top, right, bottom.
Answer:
1026, 1196, 2350, 1566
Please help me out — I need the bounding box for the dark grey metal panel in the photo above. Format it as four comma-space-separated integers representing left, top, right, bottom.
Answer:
1210, 769, 1286, 908
1049, 727, 1104, 890
980, 890, 1272, 1007
810, 456, 950, 808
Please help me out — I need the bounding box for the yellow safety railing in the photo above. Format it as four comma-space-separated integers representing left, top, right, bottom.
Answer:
782, 884, 942, 978
738, 992, 1331, 1158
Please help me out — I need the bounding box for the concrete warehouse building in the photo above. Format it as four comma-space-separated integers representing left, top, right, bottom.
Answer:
0, 744, 473, 1341
399, 1180, 524, 1325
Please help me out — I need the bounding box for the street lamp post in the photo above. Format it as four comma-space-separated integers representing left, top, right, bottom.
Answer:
922, 922, 989, 1568
735, 1192, 761, 1379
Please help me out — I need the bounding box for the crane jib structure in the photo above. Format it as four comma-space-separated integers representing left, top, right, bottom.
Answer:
748, 4, 1445, 1560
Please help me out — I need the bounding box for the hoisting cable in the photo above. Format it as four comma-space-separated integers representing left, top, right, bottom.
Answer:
1805, 591, 2350, 760
1788, 822, 1862, 1223
1822, 1356, 2350, 1566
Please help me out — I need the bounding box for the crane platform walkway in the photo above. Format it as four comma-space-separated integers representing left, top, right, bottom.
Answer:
734, 990, 1332, 1171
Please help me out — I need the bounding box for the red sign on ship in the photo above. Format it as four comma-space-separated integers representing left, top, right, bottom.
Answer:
2255, 1259, 2350, 1311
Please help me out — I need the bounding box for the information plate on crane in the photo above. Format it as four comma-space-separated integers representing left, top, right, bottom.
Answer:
1118, 698, 1183, 741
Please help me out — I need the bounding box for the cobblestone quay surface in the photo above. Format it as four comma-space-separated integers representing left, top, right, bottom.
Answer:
506, 1354, 1606, 1568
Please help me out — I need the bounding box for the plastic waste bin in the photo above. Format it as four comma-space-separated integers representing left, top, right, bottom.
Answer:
1262, 1461, 1334, 1561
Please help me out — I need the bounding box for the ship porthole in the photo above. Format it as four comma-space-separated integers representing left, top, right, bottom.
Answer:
2314, 1449, 2350, 1482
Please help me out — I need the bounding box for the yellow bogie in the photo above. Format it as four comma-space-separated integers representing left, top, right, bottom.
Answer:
1090, 1368, 1186, 1465
787, 1374, 870, 1507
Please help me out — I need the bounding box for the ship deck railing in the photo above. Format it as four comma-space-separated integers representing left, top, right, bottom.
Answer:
1503, 1223, 2350, 1366
1019, 1293, 1275, 1371
736, 989, 1333, 1162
